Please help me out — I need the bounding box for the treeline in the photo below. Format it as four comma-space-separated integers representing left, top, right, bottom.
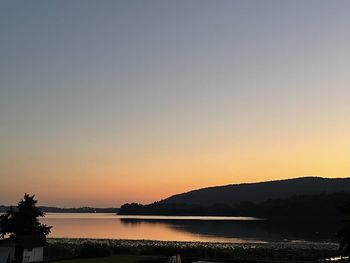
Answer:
0, 206, 118, 213
118, 192, 350, 217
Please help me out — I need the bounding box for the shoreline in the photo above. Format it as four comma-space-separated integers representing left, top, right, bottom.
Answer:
48, 237, 339, 251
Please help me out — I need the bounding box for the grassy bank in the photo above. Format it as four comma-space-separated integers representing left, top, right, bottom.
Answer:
45, 238, 341, 263
51, 255, 165, 263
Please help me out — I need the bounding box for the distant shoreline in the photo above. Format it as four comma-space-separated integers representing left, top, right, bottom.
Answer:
0, 205, 119, 214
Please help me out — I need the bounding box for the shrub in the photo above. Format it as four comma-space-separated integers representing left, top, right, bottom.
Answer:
80, 243, 111, 258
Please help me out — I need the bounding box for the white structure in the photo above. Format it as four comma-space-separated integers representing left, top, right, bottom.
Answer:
16, 235, 47, 263
22, 247, 44, 263
0, 240, 15, 263
169, 255, 181, 263
0, 235, 47, 263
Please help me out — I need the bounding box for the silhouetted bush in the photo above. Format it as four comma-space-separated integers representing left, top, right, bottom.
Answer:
44, 243, 76, 260
135, 258, 166, 263
80, 242, 111, 258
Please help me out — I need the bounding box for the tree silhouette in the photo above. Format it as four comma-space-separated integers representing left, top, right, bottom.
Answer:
0, 193, 51, 239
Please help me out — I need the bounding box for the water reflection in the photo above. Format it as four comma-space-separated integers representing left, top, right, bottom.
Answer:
120, 217, 339, 242
41, 213, 340, 243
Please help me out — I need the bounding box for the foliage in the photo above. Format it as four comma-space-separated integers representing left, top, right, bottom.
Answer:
44, 242, 75, 260
119, 192, 350, 217
48, 255, 166, 263
0, 193, 52, 238
161, 177, 350, 206
80, 243, 111, 258
46, 241, 337, 263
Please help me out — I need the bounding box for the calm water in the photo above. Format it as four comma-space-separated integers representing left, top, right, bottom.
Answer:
41, 213, 340, 243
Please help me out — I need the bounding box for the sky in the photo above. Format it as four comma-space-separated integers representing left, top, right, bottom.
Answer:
0, 1, 349, 207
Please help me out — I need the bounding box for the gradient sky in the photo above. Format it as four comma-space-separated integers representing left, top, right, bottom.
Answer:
1, 1, 349, 207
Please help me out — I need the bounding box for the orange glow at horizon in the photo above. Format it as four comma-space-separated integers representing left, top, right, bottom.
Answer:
1, 127, 349, 207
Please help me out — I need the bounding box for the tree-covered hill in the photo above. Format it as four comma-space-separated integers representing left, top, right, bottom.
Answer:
161, 177, 350, 205
119, 192, 350, 217
119, 177, 350, 217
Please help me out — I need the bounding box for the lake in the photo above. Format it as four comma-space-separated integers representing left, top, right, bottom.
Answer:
41, 213, 340, 243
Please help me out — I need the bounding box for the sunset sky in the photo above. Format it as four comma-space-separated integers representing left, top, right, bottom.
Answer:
1, 1, 349, 207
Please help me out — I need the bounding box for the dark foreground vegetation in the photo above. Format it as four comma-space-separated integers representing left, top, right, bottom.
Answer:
119, 192, 350, 217
45, 239, 340, 263
50, 255, 166, 263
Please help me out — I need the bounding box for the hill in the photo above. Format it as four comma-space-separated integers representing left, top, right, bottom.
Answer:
119, 177, 350, 216
160, 177, 350, 206
118, 192, 350, 217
